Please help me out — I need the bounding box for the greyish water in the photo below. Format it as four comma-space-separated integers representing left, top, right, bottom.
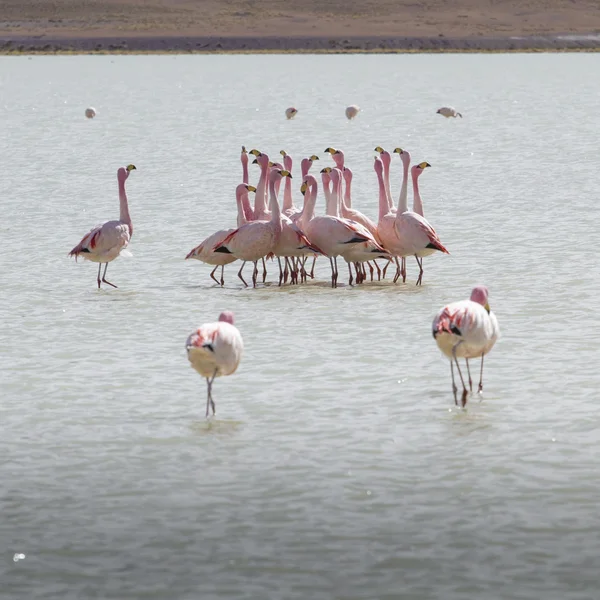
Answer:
1, 53, 599, 600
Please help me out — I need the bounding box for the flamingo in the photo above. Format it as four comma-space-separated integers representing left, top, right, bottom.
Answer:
213, 169, 291, 288
285, 107, 298, 120
392, 147, 412, 281
375, 147, 395, 214
324, 147, 345, 173
185, 184, 256, 286
300, 175, 389, 288
85, 107, 96, 119
68, 164, 136, 289
432, 286, 499, 407
411, 161, 431, 217
345, 105, 360, 120
186, 310, 244, 418
437, 107, 462, 118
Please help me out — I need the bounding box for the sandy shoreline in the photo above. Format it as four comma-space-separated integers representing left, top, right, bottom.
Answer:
2, 34, 600, 54
3, 1, 600, 54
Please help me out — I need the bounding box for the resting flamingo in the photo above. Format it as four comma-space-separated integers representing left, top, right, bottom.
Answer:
285, 107, 298, 120
186, 310, 244, 418
345, 105, 360, 120
213, 169, 291, 287
437, 107, 462, 118
185, 184, 256, 286
432, 286, 499, 407
68, 164, 136, 289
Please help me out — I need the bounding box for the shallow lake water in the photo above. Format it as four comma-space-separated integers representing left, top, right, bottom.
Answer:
1, 53, 600, 599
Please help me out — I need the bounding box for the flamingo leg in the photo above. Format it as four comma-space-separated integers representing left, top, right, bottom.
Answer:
373, 259, 382, 281
205, 369, 217, 417
478, 354, 485, 393
393, 257, 402, 283
101, 263, 117, 288
283, 257, 289, 284
366, 261, 374, 281
401, 257, 407, 283
97, 263, 102, 288
382, 260, 390, 279
310, 256, 317, 279
465, 359, 473, 392
333, 256, 339, 288
348, 262, 354, 286
252, 261, 259, 288
452, 344, 468, 407
329, 257, 336, 288
261, 257, 268, 283
220, 265, 225, 286
415, 256, 424, 286
277, 257, 284, 287
237, 261, 248, 287
209, 266, 220, 285
450, 361, 458, 406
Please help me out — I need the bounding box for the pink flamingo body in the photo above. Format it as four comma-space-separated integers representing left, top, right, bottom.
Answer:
432, 286, 499, 406
186, 310, 244, 417
68, 164, 136, 289
185, 184, 256, 286
213, 170, 291, 287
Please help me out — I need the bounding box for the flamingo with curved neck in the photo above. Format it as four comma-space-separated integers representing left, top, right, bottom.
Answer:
68, 164, 137, 289
411, 161, 431, 217
185, 183, 256, 286
213, 170, 291, 288
375, 147, 394, 213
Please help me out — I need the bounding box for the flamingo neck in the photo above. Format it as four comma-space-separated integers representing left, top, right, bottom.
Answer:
242, 160, 249, 185
376, 170, 388, 222
412, 171, 424, 217
326, 178, 340, 217
235, 189, 249, 227
300, 182, 317, 230
119, 177, 132, 234
282, 173, 293, 212
344, 177, 352, 210
383, 159, 393, 210
268, 179, 282, 233
254, 164, 268, 214
399, 161, 410, 214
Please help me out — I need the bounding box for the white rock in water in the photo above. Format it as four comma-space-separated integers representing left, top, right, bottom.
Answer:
85, 107, 96, 119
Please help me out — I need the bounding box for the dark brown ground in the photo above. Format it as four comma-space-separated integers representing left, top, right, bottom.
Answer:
2, 0, 600, 52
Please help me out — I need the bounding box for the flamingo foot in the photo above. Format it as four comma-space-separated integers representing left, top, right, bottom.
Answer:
102, 277, 118, 288
461, 388, 468, 408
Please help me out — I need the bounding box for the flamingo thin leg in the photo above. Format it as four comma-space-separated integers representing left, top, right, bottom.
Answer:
415, 256, 424, 286
97, 263, 102, 289
210, 266, 220, 286
101, 263, 117, 288
310, 256, 317, 279
466, 358, 473, 392
261, 257, 268, 283
237, 261, 248, 287
452, 344, 468, 407
205, 369, 217, 417
478, 354, 485, 393
450, 361, 458, 406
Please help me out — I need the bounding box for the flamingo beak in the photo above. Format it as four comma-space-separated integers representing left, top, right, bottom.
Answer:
393, 148, 404, 154
252, 158, 258, 164
484, 302, 490, 313
280, 170, 292, 178
246, 185, 257, 192
249, 149, 261, 156
280, 150, 287, 157
374, 146, 384, 152
300, 183, 307, 195
310, 155, 319, 161
324, 147, 336, 153
126, 164, 136, 171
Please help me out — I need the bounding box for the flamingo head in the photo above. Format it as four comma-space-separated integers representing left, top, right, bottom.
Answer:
301, 174, 317, 196
251, 152, 269, 168
282, 153, 292, 171
236, 183, 256, 197
118, 164, 136, 181
394, 147, 411, 168
412, 162, 431, 179
269, 169, 292, 184
218, 311, 235, 325
470, 286, 490, 312
309, 154, 319, 162
373, 156, 384, 176
249, 148, 261, 157
374, 146, 385, 154
343, 166, 353, 183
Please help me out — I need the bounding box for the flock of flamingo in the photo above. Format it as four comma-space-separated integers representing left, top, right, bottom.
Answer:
69, 102, 499, 412
183, 146, 449, 288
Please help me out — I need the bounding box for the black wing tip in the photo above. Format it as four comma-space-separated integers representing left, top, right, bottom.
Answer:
214, 246, 232, 254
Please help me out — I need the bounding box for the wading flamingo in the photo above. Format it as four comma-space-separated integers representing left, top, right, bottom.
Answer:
300, 175, 388, 288
185, 184, 256, 286
437, 107, 462, 118
345, 105, 360, 120
213, 169, 292, 287
186, 310, 244, 418
68, 164, 136, 289
432, 286, 499, 407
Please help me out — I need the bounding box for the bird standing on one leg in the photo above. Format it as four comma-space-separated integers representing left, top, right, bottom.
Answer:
186, 311, 244, 418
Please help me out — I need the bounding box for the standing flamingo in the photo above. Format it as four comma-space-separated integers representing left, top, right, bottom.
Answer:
68, 164, 136, 289
432, 286, 499, 407
185, 184, 256, 286
213, 169, 291, 287
393, 147, 412, 281
186, 310, 244, 418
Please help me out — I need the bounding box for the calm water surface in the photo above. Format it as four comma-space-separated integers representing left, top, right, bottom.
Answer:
1, 54, 600, 599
